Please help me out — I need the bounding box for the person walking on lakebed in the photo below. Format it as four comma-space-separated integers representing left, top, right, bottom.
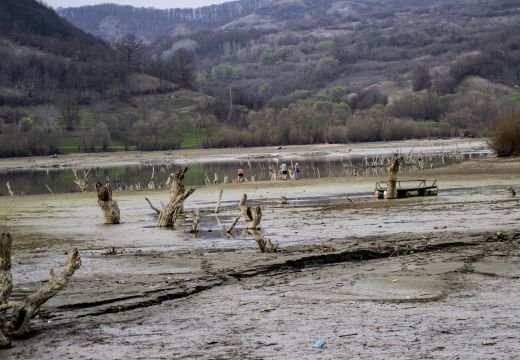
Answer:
280, 161, 288, 180
237, 167, 245, 183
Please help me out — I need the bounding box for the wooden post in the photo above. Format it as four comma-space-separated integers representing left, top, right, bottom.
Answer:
385, 156, 400, 200
157, 167, 196, 228
96, 182, 120, 224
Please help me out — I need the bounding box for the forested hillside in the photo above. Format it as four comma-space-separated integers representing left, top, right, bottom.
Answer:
0, 0, 203, 156
139, 0, 519, 147
57, 0, 273, 42
1, 0, 519, 157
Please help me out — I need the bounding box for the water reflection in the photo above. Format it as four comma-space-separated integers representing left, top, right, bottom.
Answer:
0, 151, 488, 196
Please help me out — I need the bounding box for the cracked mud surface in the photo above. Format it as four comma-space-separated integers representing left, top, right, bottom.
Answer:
0, 154, 519, 359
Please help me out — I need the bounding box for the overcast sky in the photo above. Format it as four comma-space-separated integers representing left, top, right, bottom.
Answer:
44, 0, 231, 9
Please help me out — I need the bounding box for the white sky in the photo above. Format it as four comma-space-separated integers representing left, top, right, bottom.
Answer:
44, 0, 231, 9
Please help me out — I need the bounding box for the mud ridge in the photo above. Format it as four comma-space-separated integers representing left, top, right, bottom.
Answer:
58, 238, 490, 319
228, 240, 482, 280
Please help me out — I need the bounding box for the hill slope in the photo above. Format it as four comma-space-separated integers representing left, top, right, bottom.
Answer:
57, 0, 273, 42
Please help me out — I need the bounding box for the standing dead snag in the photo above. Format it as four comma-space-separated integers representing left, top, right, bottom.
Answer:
215, 188, 223, 214
72, 168, 93, 192
385, 156, 400, 199
239, 194, 262, 230
190, 209, 200, 233
0, 232, 81, 346
157, 166, 196, 228
96, 182, 120, 224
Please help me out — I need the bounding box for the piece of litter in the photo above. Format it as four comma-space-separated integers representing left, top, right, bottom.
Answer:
313, 340, 325, 349
392, 279, 399, 282
261, 306, 275, 312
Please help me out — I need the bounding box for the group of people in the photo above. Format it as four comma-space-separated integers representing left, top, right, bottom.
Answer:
237, 161, 300, 183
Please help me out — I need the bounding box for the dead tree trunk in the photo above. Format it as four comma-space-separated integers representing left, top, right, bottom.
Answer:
96, 182, 120, 224
5, 182, 14, 196
238, 194, 262, 230
385, 156, 400, 200
0, 232, 80, 346
0, 233, 12, 347
190, 209, 200, 233
157, 167, 196, 228
72, 168, 93, 192
215, 188, 223, 214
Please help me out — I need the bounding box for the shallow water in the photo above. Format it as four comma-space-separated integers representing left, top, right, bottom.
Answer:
0, 149, 490, 196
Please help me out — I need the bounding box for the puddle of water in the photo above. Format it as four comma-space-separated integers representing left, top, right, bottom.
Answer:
0, 150, 490, 196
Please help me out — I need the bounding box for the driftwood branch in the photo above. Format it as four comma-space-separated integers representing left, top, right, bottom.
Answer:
0, 232, 81, 346
226, 216, 241, 234
8, 249, 81, 336
5, 182, 14, 196
45, 184, 54, 195
145, 197, 161, 214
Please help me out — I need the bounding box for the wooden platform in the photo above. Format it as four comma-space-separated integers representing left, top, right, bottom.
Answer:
375, 180, 438, 199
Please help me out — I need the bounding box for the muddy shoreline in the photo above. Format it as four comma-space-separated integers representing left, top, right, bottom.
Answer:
0, 151, 519, 359
0, 138, 487, 171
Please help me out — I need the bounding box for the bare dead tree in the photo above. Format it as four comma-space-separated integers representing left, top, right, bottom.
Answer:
156, 167, 196, 228
0, 232, 81, 347
95, 182, 120, 224
72, 168, 93, 192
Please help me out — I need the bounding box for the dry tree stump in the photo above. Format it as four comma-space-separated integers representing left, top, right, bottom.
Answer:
157, 167, 196, 228
96, 182, 120, 224
239, 194, 262, 230
0, 232, 81, 347
190, 209, 200, 233
385, 156, 400, 199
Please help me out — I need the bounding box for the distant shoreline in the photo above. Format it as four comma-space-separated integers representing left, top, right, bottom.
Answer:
0, 138, 488, 171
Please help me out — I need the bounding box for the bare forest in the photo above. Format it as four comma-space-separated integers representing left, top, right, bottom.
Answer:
1, 0, 519, 157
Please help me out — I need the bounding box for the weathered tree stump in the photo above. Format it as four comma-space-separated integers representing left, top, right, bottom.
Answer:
385, 156, 400, 199
157, 167, 196, 228
190, 209, 200, 233
96, 182, 120, 224
239, 194, 262, 230
0, 232, 81, 347
253, 231, 278, 253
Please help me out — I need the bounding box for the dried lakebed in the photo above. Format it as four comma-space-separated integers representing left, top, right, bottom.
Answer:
0, 155, 519, 359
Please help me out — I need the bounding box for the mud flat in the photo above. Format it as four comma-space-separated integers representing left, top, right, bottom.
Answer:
0, 153, 519, 359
